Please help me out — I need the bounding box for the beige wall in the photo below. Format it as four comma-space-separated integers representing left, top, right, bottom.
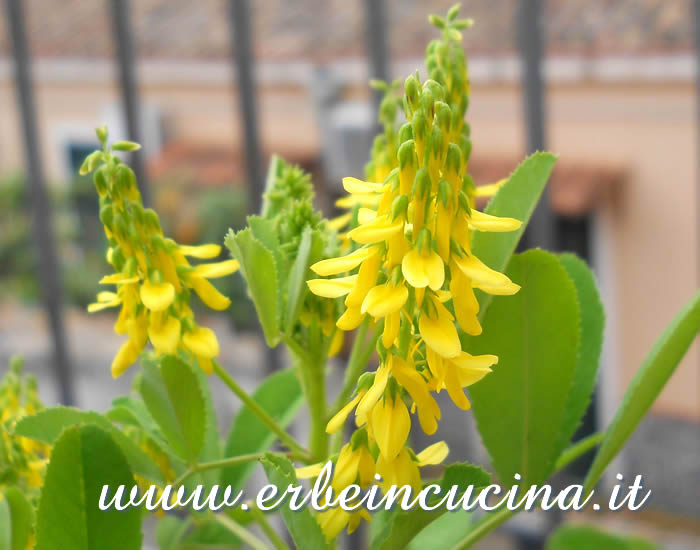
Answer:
0, 75, 697, 420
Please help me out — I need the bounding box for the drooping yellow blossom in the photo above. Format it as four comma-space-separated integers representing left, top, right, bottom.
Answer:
303, 7, 521, 537
82, 130, 238, 377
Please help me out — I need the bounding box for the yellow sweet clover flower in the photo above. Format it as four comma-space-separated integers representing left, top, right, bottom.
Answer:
81, 128, 239, 377
0, 357, 50, 500
304, 7, 520, 537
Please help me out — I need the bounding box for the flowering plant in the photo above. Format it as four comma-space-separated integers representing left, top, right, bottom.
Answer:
1, 5, 698, 550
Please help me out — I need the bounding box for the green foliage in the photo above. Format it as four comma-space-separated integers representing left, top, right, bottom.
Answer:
259, 453, 329, 550
221, 368, 303, 489
0, 487, 33, 550
468, 250, 580, 487
584, 289, 700, 493
546, 524, 661, 550
370, 463, 490, 550
138, 355, 207, 465
34, 425, 142, 550
470, 152, 557, 316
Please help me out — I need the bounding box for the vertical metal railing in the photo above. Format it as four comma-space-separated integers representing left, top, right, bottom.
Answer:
4, 0, 74, 404
110, 0, 151, 205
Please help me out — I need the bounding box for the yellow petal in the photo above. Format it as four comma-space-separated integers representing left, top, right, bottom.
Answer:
453, 254, 514, 289
190, 276, 231, 310
348, 216, 403, 245
179, 243, 222, 259
342, 177, 384, 194
100, 273, 140, 285
372, 397, 411, 461
140, 280, 175, 312
329, 329, 344, 357
357, 207, 378, 225
336, 306, 365, 331
468, 209, 522, 232
473, 179, 506, 198
333, 444, 362, 489
148, 315, 181, 354
307, 275, 358, 298
356, 364, 389, 421
335, 193, 381, 209
424, 250, 445, 291
361, 283, 408, 318
445, 367, 471, 410
419, 313, 461, 358
401, 249, 429, 288
473, 280, 521, 295
311, 248, 370, 276
111, 339, 144, 378
198, 356, 214, 375
381, 310, 400, 349
183, 326, 219, 358
192, 259, 240, 279
295, 462, 324, 479
327, 212, 353, 231
326, 392, 363, 434
87, 293, 121, 313
416, 441, 449, 466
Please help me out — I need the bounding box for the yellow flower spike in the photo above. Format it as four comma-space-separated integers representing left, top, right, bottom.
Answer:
401, 248, 444, 290
191, 259, 240, 279
419, 310, 461, 359
361, 282, 408, 318
453, 253, 517, 290
386, 228, 410, 268
376, 447, 421, 494
391, 356, 441, 434
148, 314, 181, 355
327, 392, 364, 434
344, 250, 381, 308
342, 177, 385, 194
140, 280, 176, 312
307, 275, 358, 298
355, 363, 390, 423
182, 326, 220, 359
332, 444, 362, 490
179, 243, 222, 258
156, 249, 182, 291
416, 441, 449, 466
190, 276, 231, 310
381, 310, 400, 349
336, 305, 365, 331
435, 203, 453, 262
371, 394, 411, 461
473, 178, 506, 198
357, 446, 376, 488
311, 247, 371, 276
467, 209, 522, 232
347, 215, 403, 245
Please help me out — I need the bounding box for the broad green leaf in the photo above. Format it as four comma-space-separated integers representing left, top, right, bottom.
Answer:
370, 463, 490, 550
584, 290, 700, 493
546, 524, 661, 550
139, 355, 206, 464
221, 368, 303, 488
225, 227, 281, 346
155, 516, 191, 550
285, 225, 313, 333
405, 510, 472, 550
14, 406, 164, 483
191, 360, 222, 480
556, 253, 605, 456
260, 453, 329, 550
35, 425, 142, 550
471, 152, 557, 317
468, 250, 580, 487
0, 487, 33, 550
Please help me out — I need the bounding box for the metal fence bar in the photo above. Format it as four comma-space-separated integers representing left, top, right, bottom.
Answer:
363, 0, 390, 135
110, 0, 150, 205
5, 0, 74, 404
518, 0, 554, 250
227, 0, 280, 372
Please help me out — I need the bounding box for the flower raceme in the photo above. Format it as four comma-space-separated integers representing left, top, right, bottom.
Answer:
82, 128, 238, 377
305, 6, 522, 537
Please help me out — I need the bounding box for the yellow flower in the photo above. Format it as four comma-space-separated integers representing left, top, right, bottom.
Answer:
371, 393, 411, 461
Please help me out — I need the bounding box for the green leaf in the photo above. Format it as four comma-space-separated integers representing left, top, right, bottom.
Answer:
370, 463, 490, 550
471, 152, 557, 317
555, 253, 605, 456
260, 453, 329, 550
155, 516, 190, 550
191, 361, 222, 487
221, 368, 303, 488
285, 225, 313, 333
0, 487, 34, 550
405, 510, 472, 550
14, 406, 164, 483
584, 289, 700, 493
35, 425, 142, 550
139, 355, 206, 464
468, 250, 580, 487
225, 227, 281, 346
111, 140, 141, 152
546, 524, 661, 550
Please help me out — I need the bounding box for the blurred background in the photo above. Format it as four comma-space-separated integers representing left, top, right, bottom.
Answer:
0, 1, 698, 548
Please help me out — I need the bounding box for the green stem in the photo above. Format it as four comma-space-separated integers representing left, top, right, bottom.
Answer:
451, 432, 604, 549
330, 320, 377, 416
306, 350, 328, 461
250, 506, 290, 550
213, 361, 309, 459
213, 513, 271, 550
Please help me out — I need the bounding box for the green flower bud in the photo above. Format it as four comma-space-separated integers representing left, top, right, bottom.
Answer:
96, 125, 108, 146
438, 179, 453, 207
93, 165, 109, 196
391, 194, 409, 220
79, 150, 102, 175
436, 101, 452, 135
398, 122, 413, 144
445, 143, 463, 178
99, 204, 114, 228
404, 75, 420, 111
413, 167, 431, 199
